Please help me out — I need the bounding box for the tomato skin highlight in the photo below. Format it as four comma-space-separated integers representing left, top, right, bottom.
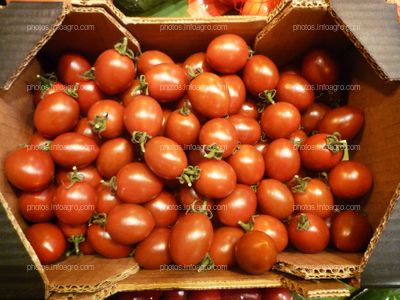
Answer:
144, 191, 179, 227
302, 49, 339, 86
137, 50, 174, 75
57, 52, 91, 85
209, 226, 244, 267
301, 102, 330, 134
228, 114, 261, 145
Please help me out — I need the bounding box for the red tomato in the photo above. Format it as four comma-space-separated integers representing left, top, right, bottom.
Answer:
178, 185, 209, 210
106, 203, 155, 245
158, 109, 172, 136
50, 132, 100, 168
164, 290, 188, 300
87, 100, 124, 139
74, 117, 100, 143
184, 52, 213, 75
94, 38, 135, 95
301, 102, 330, 134
228, 114, 261, 145
289, 129, 307, 146
228, 145, 264, 185
188, 148, 208, 165
257, 179, 294, 220
217, 184, 257, 226
221, 74, 246, 115
262, 288, 293, 300
137, 50, 174, 75
199, 118, 238, 158
116, 162, 164, 204
188, 72, 230, 118
96, 183, 122, 214
243, 55, 279, 95
34, 92, 79, 138
121, 79, 142, 106
96, 138, 134, 179
288, 213, 330, 253
302, 49, 339, 86
53, 181, 96, 225
57, 52, 91, 84
292, 177, 334, 219
276, 73, 314, 112
25, 223, 66, 264
189, 290, 221, 300
87, 224, 133, 258
261, 102, 301, 139
144, 63, 188, 103
34, 76, 66, 106
195, 160, 237, 199
58, 221, 87, 238
123, 95, 163, 137
241, 0, 280, 15
76, 81, 104, 115
263, 138, 300, 182
209, 227, 244, 267
135, 228, 172, 269
331, 211, 373, 252
29, 132, 51, 149
165, 106, 200, 146
80, 239, 96, 255
220, 289, 262, 300
300, 133, 343, 171
317, 106, 364, 140
169, 213, 213, 265
144, 137, 188, 179
4, 147, 54, 192
144, 191, 179, 227
56, 165, 101, 188
18, 185, 55, 222
206, 34, 248, 74
235, 231, 277, 274
239, 100, 259, 119
328, 161, 373, 200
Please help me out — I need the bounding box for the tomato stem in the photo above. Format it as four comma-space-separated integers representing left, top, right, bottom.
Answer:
238, 219, 254, 232
197, 253, 215, 272
250, 183, 258, 192
131, 131, 152, 153
65, 83, 79, 98
88, 113, 108, 138
38, 141, 52, 152
114, 37, 135, 59
318, 172, 329, 184
185, 66, 203, 79
325, 132, 349, 160
248, 47, 255, 60
203, 143, 224, 160
232, 142, 241, 155
296, 213, 310, 231
177, 165, 201, 187
66, 234, 85, 256
291, 175, 311, 193
82, 68, 95, 80
257, 89, 276, 113
63, 166, 84, 189
36, 73, 57, 99
101, 177, 117, 194
131, 74, 148, 96
89, 213, 107, 226
179, 100, 191, 116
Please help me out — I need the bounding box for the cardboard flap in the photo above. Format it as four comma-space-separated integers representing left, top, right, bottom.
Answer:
330, 0, 400, 81
0, 1, 65, 90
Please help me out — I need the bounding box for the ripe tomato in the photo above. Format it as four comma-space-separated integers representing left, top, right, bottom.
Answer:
199, 118, 238, 158
34, 92, 79, 138
87, 224, 132, 258
53, 181, 96, 225
34, 76, 65, 106
288, 213, 330, 253
276, 73, 314, 112
244, 215, 288, 253
228, 114, 261, 145
121, 79, 142, 106
58, 221, 87, 238
206, 34, 248, 74
188, 148, 208, 165
96, 138, 134, 179
18, 185, 55, 222
239, 100, 259, 119
195, 160, 237, 198
328, 161, 373, 200
188, 72, 230, 118
241, 0, 280, 15
184, 52, 213, 75
94, 38, 135, 95
50, 132, 100, 168
25, 223, 66, 264
57, 52, 91, 84
243, 55, 279, 95
116, 162, 164, 204
123, 95, 163, 137
106, 204, 154, 245
261, 102, 301, 139
300, 133, 343, 171
257, 179, 294, 220
29, 132, 51, 149
74, 117, 100, 143
144, 137, 188, 179
178, 185, 210, 210
80, 239, 95, 255
137, 50, 174, 75
144, 191, 179, 227
169, 213, 213, 265
301, 102, 330, 134
289, 129, 307, 146
76, 81, 104, 115
217, 184, 257, 226
302, 49, 339, 86
144, 63, 188, 103
209, 227, 244, 267
165, 106, 200, 146
135, 228, 172, 269
317, 106, 364, 140
235, 231, 277, 274
189, 290, 221, 300
221, 74, 246, 114
87, 100, 124, 139
164, 290, 188, 300
96, 183, 122, 214
292, 177, 334, 219
262, 288, 293, 300
263, 138, 300, 182
4, 147, 54, 192
221, 289, 262, 300
227, 144, 264, 185
331, 211, 372, 252
56, 165, 101, 188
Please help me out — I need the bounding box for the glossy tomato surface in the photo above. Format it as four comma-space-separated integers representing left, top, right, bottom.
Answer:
243, 55, 279, 95
137, 50, 174, 74
18, 185, 55, 222
209, 226, 244, 267
57, 52, 91, 84
228, 114, 261, 145
144, 191, 179, 227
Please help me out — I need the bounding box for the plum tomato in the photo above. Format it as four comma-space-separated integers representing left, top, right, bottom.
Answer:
302, 49, 339, 86
137, 50, 174, 75
76, 81, 104, 115
222, 74, 246, 115
228, 114, 261, 145
57, 52, 91, 85
209, 227, 244, 267
165, 105, 200, 146
144, 191, 179, 227
18, 185, 55, 222
301, 102, 330, 134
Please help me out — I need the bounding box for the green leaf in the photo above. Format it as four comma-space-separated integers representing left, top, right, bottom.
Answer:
351, 288, 400, 300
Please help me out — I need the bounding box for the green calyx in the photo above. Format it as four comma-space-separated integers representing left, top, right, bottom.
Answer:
131, 131, 152, 153
65, 83, 79, 98
66, 234, 85, 256
131, 74, 148, 96
89, 113, 108, 138
238, 216, 256, 232
101, 176, 117, 194
291, 175, 311, 193
197, 253, 215, 272
89, 212, 107, 227
296, 213, 310, 231
37, 72, 57, 99
82, 68, 95, 80
114, 37, 135, 59
257, 89, 276, 113
63, 166, 84, 189
185, 66, 203, 79
179, 100, 191, 116
186, 199, 213, 219
203, 143, 224, 160
177, 165, 201, 187
325, 132, 349, 161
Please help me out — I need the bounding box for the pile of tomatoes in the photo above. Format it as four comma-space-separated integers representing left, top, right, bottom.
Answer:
4, 34, 373, 275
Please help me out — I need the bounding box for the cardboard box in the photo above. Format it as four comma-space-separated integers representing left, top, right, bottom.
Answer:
0, 0, 400, 299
